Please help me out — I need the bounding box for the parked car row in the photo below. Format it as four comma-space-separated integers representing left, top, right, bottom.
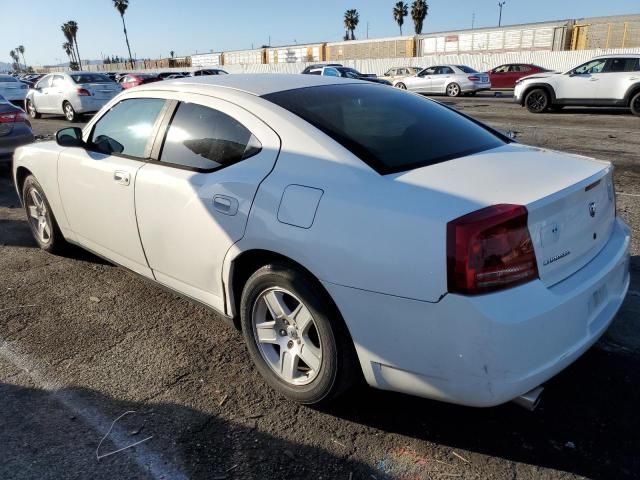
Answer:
0, 93, 33, 159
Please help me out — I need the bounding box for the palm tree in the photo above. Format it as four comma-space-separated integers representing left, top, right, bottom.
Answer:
113, 0, 135, 69
410, 0, 429, 35
16, 45, 27, 70
9, 50, 20, 72
393, 2, 409, 36
343, 9, 360, 41
62, 42, 74, 64
61, 23, 80, 68
66, 21, 82, 70
170, 50, 175, 58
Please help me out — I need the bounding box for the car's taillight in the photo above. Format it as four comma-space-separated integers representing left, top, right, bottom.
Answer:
77, 88, 91, 96
447, 204, 539, 295
468, 75, 481, 81
0, 112, 26, 123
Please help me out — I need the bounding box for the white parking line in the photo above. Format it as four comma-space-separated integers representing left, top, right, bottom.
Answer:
0, 339, 189, 480
617, 192, 640, 198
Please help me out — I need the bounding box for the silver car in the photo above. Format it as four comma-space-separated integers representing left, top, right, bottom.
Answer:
26, 72, 122, 122
394, 65, 491, 97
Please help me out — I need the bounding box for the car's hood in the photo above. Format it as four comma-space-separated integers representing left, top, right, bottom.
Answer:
359, 76, 391, 85
519, 72, 561, 82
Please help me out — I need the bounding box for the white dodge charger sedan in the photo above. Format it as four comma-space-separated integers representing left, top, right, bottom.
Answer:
13, 74, 630, 408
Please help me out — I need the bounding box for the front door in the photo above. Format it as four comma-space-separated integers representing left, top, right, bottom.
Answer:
408, 67, 436, 93
555, 58, 607, 101
57, 97, 168, 277
134, 94, 281, 311
32, 75, 52, 112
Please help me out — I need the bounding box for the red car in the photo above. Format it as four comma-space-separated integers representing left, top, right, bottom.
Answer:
487, 64, 551, 89
119, 73, 162, 89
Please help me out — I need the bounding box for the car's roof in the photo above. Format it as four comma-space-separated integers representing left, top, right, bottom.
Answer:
137, 73, 362, 96
593, 54, 640, 59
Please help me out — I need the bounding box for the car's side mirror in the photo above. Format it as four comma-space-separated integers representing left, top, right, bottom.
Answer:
56, 127, 85, 148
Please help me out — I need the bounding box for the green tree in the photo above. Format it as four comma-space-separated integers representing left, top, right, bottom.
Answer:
410, 0, 428, 34
61, 22, 81, 69
393, 2, 409, 36
343, 9, 360, 41
113, 0, 135, 69
67, 21, 82, 70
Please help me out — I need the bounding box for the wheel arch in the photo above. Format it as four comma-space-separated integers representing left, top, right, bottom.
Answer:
15, 166, 33, 203
520, 83, 557, 106
624, 83, 640, 106
226, 248, 342, 332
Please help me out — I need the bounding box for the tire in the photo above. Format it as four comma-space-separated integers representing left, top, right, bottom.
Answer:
631, 91, 640, 117
26, 100, 41, 119
396, 82, 407, 90
22, 175, 67, 254
525, 88, 550, 113
240, 262, 358, 404
446, 82, 462, 97
63, 101, 78, 122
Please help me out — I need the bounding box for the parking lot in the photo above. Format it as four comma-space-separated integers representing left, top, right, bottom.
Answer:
1, 95, 639, 479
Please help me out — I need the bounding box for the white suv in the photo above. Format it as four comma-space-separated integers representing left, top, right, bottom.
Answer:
514, 55, 640, 116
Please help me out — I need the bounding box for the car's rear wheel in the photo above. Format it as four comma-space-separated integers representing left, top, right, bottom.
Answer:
525, 88, 550, 113
631, 91, 640, 117
240, 262, 358, 404
446, 83, 462, 97
63, 101, 78, 122
396, 82, 407, 89
26, 100, 41, 119
22, 175, 67, 253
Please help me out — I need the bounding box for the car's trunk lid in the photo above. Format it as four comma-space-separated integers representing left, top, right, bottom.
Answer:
391, 143, 615, 287
80, 82, 120, 99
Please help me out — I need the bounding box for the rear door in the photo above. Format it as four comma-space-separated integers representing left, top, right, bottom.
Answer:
134, 94, 281, 311
49, 75, 67, 113
597, 57, 640, 103
431, 66, 454, 93
58, 96, 168, 277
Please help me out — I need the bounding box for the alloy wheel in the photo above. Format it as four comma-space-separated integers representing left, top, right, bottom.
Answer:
251, 287, 323, 386
25, 187, 51, 244
447, 83, 460, 97
526, 91, 548, 112
27, 101, 37, 118
64, 103, 75, 121
397, 83, 407, 90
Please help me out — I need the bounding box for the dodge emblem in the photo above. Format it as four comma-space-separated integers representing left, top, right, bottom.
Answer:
589, 202, 596, 218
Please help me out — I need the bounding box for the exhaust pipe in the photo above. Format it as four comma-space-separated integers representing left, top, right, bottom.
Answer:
512, 386, 544, 411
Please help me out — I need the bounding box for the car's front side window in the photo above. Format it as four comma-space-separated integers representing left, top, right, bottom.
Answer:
573, 59, 606, 75
35, 76, 51, 89
89, 98, 166, 158
323, 68, 340, 77
159, 102, 262, 172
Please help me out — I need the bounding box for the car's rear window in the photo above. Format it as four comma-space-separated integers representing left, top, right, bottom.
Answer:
0, 75, 17, 83
70, 74, 112, 83
455, 65, 479, 74
263, 84, 505, 174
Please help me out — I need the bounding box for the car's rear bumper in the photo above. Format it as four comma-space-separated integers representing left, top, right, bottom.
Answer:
323, 217, 630, 407
71, 96, 114, 114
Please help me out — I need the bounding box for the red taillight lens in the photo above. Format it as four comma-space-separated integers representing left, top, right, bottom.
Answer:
468, 75, 481, 81
0, 112, 26, 123
447, 204, 539, 295
77, 88, 91, 96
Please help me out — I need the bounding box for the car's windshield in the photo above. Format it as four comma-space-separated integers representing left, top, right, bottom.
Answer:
70, 73, 112, 83
264, 84, 505, 174
0, 75, 17, 83
455, 65, 479, 74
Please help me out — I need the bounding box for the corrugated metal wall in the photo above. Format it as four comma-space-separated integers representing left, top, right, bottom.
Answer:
326, 37, 414, 60
219, 47, 640, 76
572, 19, 640, 49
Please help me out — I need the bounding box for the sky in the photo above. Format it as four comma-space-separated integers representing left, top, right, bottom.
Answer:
3, 0, 639, 66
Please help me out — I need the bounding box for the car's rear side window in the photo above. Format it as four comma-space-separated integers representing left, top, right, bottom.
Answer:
263, 84, 504, 174
159, 102, 262, 172
90, 98, 166, 158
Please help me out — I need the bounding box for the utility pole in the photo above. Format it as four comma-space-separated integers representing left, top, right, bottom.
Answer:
472, 12, 475, 29
498, 1, 506, 27
367, 21, 369, 39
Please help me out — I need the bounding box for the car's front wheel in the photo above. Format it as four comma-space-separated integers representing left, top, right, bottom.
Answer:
63, 101, 78, 122
240, 262, 358, 404
525, 88, 550, 113
26, 100, 41, 119
22, 175, 67, 253
631, 91, 640, 117
396, 82, 407, 89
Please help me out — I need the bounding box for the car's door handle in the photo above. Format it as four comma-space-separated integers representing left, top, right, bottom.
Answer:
589, 78, 599, 81
113, 170, 130, 186
213, 195, 239, 216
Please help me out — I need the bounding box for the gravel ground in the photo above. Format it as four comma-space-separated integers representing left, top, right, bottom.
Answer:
0, 96, 639, 480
